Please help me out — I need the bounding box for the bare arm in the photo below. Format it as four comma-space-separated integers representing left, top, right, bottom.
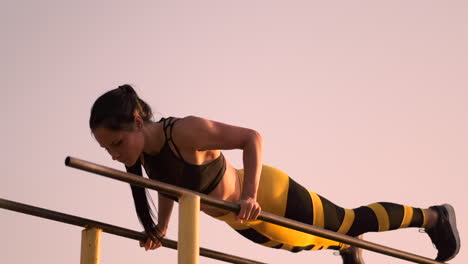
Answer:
141, 193, 174, 251
175, 116, 264, 221
238, 129, 263, 222
240, 129, 263, 200
157, 193, 174, 232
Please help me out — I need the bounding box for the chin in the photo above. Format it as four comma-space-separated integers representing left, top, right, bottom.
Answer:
124, 157, 137, 167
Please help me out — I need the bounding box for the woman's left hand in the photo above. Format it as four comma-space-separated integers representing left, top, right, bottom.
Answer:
236, 198, 262, 223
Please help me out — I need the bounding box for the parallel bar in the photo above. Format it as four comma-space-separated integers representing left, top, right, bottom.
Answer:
0, 198, 266, 264
65, 156, 446, 264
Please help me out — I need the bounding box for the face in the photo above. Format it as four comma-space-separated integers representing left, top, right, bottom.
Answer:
93, 124, 144, 167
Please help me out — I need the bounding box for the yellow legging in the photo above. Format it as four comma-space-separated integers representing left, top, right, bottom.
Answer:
214, 165, 427, 252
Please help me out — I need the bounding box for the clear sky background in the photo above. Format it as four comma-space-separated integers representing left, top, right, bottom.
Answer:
1, 1, 467, 263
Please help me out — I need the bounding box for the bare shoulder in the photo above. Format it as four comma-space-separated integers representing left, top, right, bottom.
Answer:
172, 115, 261, 151
174, 115, 223, 132
176, 115, 205, 125
170, 116, 211, 150
177, 115, 211, 125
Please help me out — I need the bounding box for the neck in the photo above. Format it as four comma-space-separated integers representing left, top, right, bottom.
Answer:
141, 121, 163, 155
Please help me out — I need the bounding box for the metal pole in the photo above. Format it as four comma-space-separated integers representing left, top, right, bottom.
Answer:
64, 156, 445, 264
81, 227, 101, 264
178, 194, 200, 264
0, 198, 266, 264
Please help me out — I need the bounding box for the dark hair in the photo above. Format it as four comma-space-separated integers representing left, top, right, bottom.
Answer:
89, 84, 162, 242
89, 84, 153, 131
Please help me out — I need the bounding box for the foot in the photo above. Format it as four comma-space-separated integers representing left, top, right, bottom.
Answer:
339, 236, 365, 264
426, 204, 461, 261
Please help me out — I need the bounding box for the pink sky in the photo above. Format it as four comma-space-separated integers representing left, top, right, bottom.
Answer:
2, 1, 467, 263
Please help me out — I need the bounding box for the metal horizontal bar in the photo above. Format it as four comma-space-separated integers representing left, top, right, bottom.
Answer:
0, 198, 266, 264
65, 156, 445, 264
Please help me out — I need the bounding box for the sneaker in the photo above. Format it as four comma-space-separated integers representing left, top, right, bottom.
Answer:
426, 204, 461, 261
339, 235, 365, 264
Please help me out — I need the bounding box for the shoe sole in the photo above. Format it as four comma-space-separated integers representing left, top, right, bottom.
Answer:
441, 204, 461, 261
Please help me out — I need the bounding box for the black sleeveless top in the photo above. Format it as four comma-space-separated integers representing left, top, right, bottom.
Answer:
126, 117, 226, 196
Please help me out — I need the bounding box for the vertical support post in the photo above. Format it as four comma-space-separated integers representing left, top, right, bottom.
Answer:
178, 193, 200, 264
80, 227, 102, 264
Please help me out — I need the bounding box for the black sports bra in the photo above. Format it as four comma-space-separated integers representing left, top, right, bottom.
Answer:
127, 117, 226, 195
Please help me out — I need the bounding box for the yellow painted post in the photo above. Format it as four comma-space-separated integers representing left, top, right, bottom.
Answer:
178, 194, 200, 264
80, 227, 102, 264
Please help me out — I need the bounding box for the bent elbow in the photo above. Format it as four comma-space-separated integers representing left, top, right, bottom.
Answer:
249, 129, 263, 147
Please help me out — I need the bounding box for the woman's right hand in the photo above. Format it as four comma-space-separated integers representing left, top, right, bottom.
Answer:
139, 226, 167, 251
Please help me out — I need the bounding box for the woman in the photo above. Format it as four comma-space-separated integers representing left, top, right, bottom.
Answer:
89, 85, 460, 263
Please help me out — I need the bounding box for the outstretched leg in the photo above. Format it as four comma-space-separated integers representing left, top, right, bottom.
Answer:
218, 166, 460, 262
317, 197, 460, 262
343, 202, 428, 237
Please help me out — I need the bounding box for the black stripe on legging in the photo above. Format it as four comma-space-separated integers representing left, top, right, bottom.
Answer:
272, 243, 283, 249
347, 206, 379, 237
284, 178, 313, 225
328, 245, 341, 250
379, 202, 404, 230
305, 244, 315, 250
320, 195, 345, 232
291, 244, 315, 253
410, 208, 424, 227
234, 228, 270, 244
